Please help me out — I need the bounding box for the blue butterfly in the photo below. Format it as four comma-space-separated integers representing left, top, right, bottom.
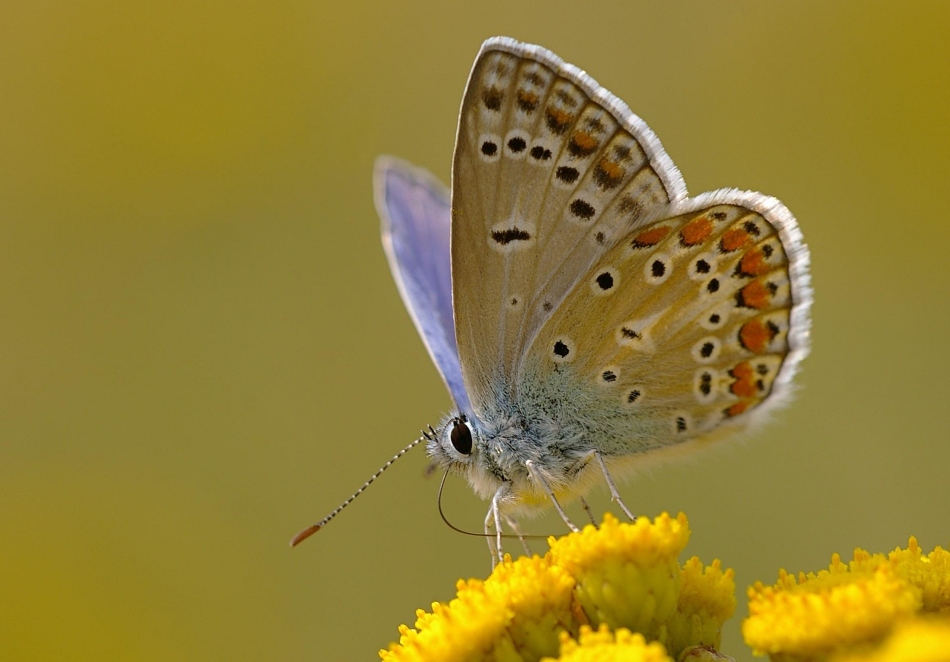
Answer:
299, 37, 811, 560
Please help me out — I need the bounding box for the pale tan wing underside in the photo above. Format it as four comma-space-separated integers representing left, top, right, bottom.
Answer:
452, 39, 686, 412
526, 193, 811, 449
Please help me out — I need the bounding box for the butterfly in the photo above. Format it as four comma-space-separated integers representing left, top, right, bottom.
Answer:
299, 37, 811, 560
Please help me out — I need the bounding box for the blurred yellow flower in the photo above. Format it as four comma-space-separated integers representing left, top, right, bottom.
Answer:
541, 624, 673, 662
743, 538, 950, 661
847, 537, 950, 614
831, 618, 950, 662
380, 513, 735, 662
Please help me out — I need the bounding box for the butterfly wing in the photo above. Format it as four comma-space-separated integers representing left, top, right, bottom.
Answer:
451, 37, 811, 470
524, 191, 811, 462
375, 156, 471, 413
451, 37, 687, 416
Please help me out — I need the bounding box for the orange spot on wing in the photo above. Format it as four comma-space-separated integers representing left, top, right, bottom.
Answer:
725, 401, 752, 418
729, 361, 757, 397
599, 158, 623, 180
738, 281, 771, 310
631, 225, 671, 248
546, 107, 575, 134
573, 130, 598, 149
516, 89, 540, 112
720, 227, 752, 252
739, 319, 776, 353
593, 158, 625, 190
739, 248, 770, 276
680, 217, 715, 246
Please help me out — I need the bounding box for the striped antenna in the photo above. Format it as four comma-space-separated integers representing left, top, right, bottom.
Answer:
289, 433, 429, 547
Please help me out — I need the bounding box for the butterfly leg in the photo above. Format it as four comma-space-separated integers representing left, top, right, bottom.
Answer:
483, 505, 498, 564
593, 451, 637, 521
485, 484, 509, 566
578, 496, 598, 527
525, 460, 579, 533
503, 515, 532, 556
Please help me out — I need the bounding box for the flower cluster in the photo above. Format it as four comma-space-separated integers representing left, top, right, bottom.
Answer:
378, 517, 950, 661
380, 513, 736, 662
743, 537, 950, 661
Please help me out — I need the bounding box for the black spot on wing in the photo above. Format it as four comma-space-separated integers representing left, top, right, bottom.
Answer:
530, 145, 552, 161
618, 195, 644, 222
491, 228, 531, 245
507, 137, 526, 153
555, 90, 579, 107
620, 326, 641, 339
556, 166, 580, 184
570, 199, 596, 220
595, 272, 614, 290
482, 87, 503, 111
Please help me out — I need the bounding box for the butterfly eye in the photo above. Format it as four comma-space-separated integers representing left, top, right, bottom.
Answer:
449, 416, 473, 455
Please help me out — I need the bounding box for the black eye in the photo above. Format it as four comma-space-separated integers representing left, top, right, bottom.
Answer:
449, 416, 472, 455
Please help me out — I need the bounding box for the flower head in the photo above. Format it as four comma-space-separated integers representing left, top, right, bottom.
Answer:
831, 618, 950, 662
542, 624, 673, 662
382, 513, 735, 662
546, 513, 690, 646
381, 555, 575, 662
743, 538, 950, 661
669, 557, 736, 655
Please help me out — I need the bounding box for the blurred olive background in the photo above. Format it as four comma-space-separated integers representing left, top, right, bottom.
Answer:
2, 1, 948, 660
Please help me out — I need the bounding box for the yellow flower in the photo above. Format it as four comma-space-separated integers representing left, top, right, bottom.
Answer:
548, 513, 734, 658
542, 624, 673, 662
743, 538, 950, 661
381, 513, 736, 662
380, 555, 575, 662
669, 557, 736, 656
830, 617, 950, 662
384, 579, 509, 662
847, 537, 950, 614
481, 555, 578, 660
546, 513, 688, 645
744, 566, 918, 660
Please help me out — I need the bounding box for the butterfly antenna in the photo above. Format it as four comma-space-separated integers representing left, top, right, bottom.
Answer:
289, 433, 429, 547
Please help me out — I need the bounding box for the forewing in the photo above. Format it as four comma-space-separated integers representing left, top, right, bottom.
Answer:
375, 157, 471, 413
526, 191, 812, 452
451, 37, 687, 414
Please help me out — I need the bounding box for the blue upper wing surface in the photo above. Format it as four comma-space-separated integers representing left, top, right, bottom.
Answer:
374, 157, 471, 414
